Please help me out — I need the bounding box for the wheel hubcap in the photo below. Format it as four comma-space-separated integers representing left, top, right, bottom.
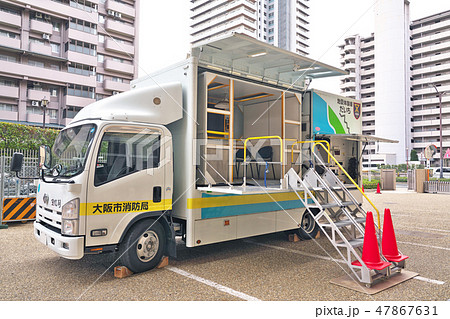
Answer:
301, 213, 315, 233
136, 230, 159, 262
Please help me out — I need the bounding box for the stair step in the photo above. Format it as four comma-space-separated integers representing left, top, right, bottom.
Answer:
333, 217, 366, 228
321, 201, 356, 209
335, 238, 364, 248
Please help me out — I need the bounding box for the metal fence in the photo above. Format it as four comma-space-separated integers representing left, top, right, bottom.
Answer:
407, 169, 416, 191
424, 181, 450, 194
0, 149, 39, 198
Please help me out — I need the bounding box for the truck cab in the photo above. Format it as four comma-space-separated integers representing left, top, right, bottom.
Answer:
33, 82, 181, 272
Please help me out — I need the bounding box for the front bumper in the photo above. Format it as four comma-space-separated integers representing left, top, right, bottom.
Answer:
34, 221, 84, 260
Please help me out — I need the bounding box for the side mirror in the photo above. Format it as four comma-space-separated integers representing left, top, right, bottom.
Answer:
10, 153, 24, 173
39, 145, 51, 169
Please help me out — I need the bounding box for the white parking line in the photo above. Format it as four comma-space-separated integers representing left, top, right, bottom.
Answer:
397, 241, 450, 251
407, 226, 450, 233
244, 240, 346, 264
414, 276, 445, 285
166, 266, 261, 301
246, 241, 445, 285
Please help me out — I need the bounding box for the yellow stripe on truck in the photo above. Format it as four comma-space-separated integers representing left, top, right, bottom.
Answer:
80, 199, 172, 216
186, 192, 306, 210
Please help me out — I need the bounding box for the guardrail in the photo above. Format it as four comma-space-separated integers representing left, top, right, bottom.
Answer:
424, 180, 450, 194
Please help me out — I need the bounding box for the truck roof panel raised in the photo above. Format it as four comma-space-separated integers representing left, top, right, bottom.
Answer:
70, 82, 183, 126
191, 33, 347, 92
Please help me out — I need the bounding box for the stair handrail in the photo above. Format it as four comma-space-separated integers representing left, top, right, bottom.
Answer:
290, 140, 331, 164
312, 142, 381, 229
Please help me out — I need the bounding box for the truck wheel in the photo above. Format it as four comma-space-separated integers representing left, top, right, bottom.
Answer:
118, 219, 166, 273
297, 209, 320, 240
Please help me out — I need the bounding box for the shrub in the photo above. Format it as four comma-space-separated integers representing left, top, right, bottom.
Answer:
0, 122, 59, 151
363, 179, 380, 189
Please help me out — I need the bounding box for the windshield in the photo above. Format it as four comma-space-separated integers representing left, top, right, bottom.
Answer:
46, 124, 97, 177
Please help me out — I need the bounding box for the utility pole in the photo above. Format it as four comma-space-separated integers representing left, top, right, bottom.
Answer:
41, 97, 48, 129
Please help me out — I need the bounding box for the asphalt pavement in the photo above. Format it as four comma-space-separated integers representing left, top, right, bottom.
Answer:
0, 188, 448, 301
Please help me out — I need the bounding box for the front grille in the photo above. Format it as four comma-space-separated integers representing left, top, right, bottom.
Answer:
37, 205, 62, 231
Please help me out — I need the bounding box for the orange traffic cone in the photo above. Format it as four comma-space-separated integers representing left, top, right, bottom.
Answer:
382, 208, 409, 262
352, 211, 391, 270
376, 183, 381, 194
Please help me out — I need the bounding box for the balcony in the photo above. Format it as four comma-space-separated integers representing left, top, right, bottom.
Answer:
104, 59, 134, 75
65, 95, 95, 108
0, 85, 19, 99
66, 51, 98, 67
1, 59, 96, 87
412, 30, 450, 47
412, 63, 450, 76
103, 79, 129, 92
104, 38, 134, 56
0, 110, 18, 121
0, 36, 20, 50
105, 19, 135, 37
0, 10, 21, 28
28, 89, 51, 101
67, 28, 98, 44
106, 0, 136, 18
27, 113, 49, 124
30, 19, 53, 35
29, 42, 52, 56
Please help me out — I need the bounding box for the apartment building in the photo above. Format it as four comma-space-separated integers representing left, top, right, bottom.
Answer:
190, 0, 310, 56
0, 0, 139, 128
338, 6, 450, 166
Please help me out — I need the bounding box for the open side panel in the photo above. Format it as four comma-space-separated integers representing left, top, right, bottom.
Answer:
196, 72, 302, 194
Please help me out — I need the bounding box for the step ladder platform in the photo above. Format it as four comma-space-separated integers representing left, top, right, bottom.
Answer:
335, 238, 364, 248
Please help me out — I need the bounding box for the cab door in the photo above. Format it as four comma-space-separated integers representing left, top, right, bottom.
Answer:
85, 124, 167, 247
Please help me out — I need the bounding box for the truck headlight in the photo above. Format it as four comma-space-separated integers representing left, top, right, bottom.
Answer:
62, 198, 80, 236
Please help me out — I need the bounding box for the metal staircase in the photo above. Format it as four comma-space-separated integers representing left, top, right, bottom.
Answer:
286, 148, 395, 287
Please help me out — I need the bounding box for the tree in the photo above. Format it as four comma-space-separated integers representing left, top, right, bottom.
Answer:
410, 149, 419, 161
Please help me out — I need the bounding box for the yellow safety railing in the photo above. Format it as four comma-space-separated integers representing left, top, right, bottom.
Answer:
313, 141, 381, 229
243, 136, 283, 163
290, 140, 331, 164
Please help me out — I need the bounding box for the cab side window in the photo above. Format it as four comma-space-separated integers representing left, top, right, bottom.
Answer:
94, 130, 161, 186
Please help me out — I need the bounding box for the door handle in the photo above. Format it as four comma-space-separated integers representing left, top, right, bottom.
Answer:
153, 186, 162, 203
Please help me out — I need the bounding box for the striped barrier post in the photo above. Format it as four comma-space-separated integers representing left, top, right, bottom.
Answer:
0, 156, 7, 229
2, 197, 36, 223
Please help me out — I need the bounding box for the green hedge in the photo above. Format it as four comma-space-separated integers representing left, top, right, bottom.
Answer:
0, 122, 59, 151
363, 179, 380, 189
396, 177, 408, 182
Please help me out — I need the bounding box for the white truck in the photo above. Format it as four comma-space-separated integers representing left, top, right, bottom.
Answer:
11, 34, 400, 285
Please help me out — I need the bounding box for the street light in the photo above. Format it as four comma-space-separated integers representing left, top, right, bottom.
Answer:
429, 84, 447, 179
41, 97, 48, 129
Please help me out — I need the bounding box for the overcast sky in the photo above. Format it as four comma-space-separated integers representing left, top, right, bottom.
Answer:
137, 0, 449, 92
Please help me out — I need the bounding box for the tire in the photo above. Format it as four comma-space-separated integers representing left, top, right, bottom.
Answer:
118, 219, 166, 273
296, 209, 320, 240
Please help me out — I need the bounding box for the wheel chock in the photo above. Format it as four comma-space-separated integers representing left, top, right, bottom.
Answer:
114, 266, 133, 278
157, 256, 169, 269
289, 233, 300, 242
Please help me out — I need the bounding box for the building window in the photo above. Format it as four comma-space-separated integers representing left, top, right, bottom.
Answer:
28, 60, 45, 68
98, 14, 105, 24
51, 43, 60, 53
0, 30, 19, 39
0, 53, 17, 62
0, 103, 18, 112
67, 39, 96, 56
97, 53, 104, 63
69, 17, 97, 34
68, 63, 95, 76
69, 0, 98, 13
0, 78, 18, 87
52, 22, 61, 32
111, 77, 123, 83
50, 64, 60, 71
50, 88, 58, 97
98, 34, 105, 43
96, 74, 104, 83
67, 84, 95, 99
